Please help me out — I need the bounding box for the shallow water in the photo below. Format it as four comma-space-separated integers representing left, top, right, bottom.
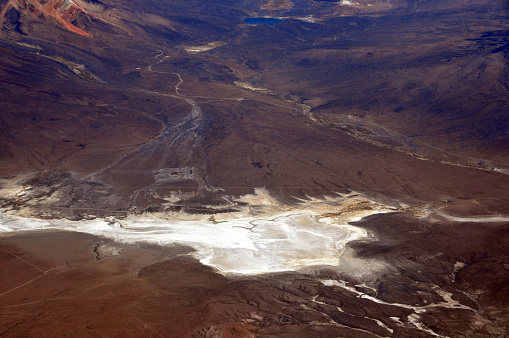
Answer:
244, 17, 283, 26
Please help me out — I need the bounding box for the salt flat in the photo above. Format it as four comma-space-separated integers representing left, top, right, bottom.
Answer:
0, 191, 393, 274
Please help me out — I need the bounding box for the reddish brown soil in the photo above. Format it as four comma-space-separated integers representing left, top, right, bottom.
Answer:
1, 0, 509, 336
1, 221, 508, 337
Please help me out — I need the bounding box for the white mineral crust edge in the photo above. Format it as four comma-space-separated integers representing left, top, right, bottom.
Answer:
0, 208, 388, 274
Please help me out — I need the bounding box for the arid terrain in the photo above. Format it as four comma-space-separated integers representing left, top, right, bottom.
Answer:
1, 0, 509, 336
